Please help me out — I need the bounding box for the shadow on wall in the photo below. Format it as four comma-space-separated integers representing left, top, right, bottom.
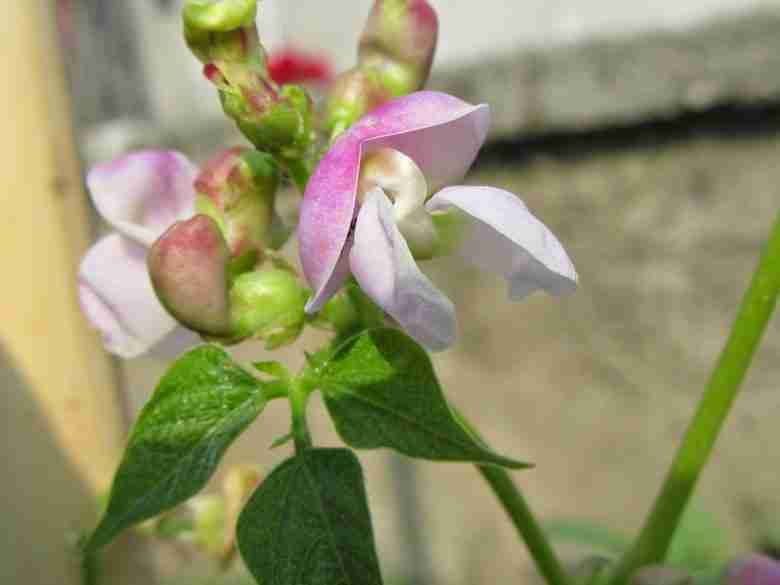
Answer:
0, 345, 153, 585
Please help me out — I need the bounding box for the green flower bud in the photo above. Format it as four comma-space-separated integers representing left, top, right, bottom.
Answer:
184, 0, 262, 65
309, 288, 361, 335
183, 0, 314, 158
195, 147, 280, 270
309, 281, 386, 335
234, 84, 315, 158
148, 215, 233, 336
183, 0, 257, 33
229, 269, 308, 349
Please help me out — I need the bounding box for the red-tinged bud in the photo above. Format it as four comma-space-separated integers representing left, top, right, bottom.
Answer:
148, 215, 232, 336
324, 0, 439, 137
359, 0, 438, 91
195, 147, 280, 266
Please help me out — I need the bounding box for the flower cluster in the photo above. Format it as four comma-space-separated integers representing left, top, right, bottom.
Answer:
78, 0, 576, 358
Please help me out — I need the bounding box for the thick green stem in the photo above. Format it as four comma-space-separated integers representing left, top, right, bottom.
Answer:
454, 408, 572, 585
478, 465, 573, 585
609, 211, 780, 585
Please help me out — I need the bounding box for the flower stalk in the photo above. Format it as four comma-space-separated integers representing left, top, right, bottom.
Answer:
452, 407, 572, 585
608, 211, 780, 585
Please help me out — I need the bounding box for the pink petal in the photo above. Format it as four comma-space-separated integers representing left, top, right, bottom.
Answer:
727, 554, 780, 585
349, 189, 456, 351
78, 233, 179, 358
427, 186, 578, 299
300, 91, 489, 311
87, 150, 198, 247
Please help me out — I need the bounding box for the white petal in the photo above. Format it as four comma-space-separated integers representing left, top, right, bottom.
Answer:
87, 150, 198, 247
78, 233, 179, 358
148, 327, 201, 361
350, 189, 456, 351
427, 186, 578, 299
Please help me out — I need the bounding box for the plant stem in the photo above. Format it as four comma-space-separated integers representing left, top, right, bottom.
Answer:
609, 211, 780, 585
454, 408, 572, 585
289, 379, 312, 452
478, 465, 574, 585
284, 157, 312, 195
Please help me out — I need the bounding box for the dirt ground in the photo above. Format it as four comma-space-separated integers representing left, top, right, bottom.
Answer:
122, 133, 780, 584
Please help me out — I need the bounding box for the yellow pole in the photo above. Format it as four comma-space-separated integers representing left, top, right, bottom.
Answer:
0, 1, 126, 493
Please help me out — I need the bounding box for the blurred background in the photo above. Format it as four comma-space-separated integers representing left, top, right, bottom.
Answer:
2, 0, 780, 584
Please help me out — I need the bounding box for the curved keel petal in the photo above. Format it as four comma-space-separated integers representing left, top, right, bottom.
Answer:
350, 189, 456, 351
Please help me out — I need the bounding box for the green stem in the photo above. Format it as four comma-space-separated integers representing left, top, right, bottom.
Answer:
454, 408, 572, 585
284, 156, 312, 195
289, 379, 312, 452
478, 465, 573, 585
609, 211, 780, 585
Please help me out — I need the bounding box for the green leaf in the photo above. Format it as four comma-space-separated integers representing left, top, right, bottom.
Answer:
320, 328, 529, 468
86, 345, 266, 552
237, 448, 383, 585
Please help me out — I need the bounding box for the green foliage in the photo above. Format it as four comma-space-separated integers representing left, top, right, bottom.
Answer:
319, 328, 530, 468
237, 448, 383, 585
86, 345, 268, 551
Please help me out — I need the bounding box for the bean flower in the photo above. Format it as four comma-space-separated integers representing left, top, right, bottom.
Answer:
299, 91, 578, 350
727, 554, 780, 585
78, 150, 200, 358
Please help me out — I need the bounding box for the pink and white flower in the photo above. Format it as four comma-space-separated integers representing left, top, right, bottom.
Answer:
78, 150, 200, 358
298, 91, 577, 351
727, 554, 780, 585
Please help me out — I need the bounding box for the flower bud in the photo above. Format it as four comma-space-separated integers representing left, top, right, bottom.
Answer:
309, 287, 361, 335
325, 0, 438, 136
195, 147, 280, 269
726, 554, 780, 585
359, 0, 438, 93
324, 68, 393, 141
188, 494, 226, 558
183, 0, 314, 157
229, 269, 309, 348
148, 215, 232, 336
183, 0, 260, 64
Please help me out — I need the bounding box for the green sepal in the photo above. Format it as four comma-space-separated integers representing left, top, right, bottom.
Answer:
320, 328, 530, 468
85, 345, 267, 552
237, 448, 383, 585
